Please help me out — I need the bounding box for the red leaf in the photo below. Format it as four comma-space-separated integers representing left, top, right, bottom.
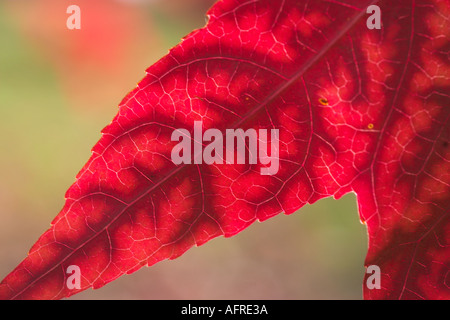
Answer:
1, 0, 449, 300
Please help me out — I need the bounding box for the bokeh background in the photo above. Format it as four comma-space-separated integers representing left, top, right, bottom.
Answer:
0, 0, 368, 299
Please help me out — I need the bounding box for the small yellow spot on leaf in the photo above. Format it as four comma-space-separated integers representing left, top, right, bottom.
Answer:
367, 123, 374, 129
318, 98, 328, 106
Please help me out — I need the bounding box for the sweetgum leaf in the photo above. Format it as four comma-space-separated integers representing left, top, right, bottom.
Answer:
1, 0, 449, 300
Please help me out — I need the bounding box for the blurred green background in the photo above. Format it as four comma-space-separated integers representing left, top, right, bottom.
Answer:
0, 0, 368, 299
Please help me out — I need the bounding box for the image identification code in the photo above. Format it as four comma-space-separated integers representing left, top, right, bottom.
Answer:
181, 304, 268, 317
